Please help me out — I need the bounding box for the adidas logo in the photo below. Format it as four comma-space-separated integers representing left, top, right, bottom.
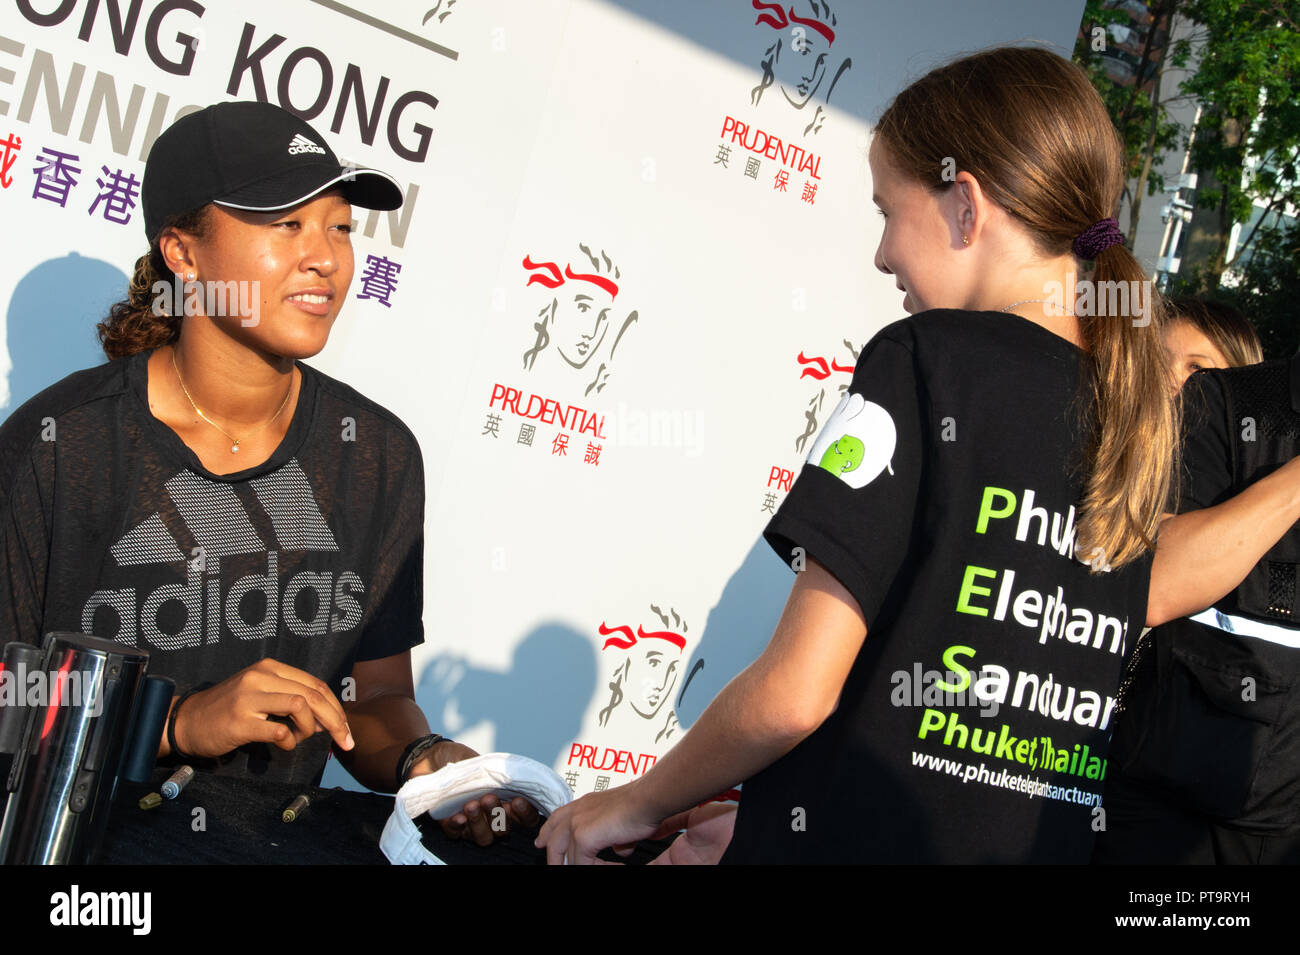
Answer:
109, 459, 338, 566
81, 460, 364, 651
287, 133, 327, 156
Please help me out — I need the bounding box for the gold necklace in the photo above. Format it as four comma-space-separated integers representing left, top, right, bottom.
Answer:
170, 347, 294, 454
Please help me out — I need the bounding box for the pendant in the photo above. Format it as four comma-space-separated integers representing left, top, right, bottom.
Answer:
231, 443, 240, 453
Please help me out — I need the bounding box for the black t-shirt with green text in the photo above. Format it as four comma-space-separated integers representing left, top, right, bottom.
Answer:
0, 350, 424, 786
723, 310, 1151, 863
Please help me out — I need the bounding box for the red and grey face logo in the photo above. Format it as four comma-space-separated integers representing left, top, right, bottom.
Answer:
521, 244, 639, 397
794, 341, 859, 452
596, 604, 689, 744
750, 0, 852, 136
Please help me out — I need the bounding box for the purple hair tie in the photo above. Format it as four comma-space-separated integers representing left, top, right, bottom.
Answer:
1073, 218, 1124, 260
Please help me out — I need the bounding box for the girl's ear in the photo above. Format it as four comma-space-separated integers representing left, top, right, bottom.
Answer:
952, 170, 989, 244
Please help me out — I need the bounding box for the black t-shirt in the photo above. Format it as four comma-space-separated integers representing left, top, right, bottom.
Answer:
723, 310, 1151, 863
1176, 361, 1300, 621
1178, 373, 1233, 509
1096, 359, 1300, 836
0, 350, 424, 785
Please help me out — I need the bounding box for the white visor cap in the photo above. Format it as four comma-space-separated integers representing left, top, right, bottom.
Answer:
380, 752, 572, 865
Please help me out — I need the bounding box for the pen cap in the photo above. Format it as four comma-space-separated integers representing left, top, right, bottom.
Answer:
121, 675, 175, 784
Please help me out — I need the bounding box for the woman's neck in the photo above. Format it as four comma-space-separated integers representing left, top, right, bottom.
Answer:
170, 322, 295, 426
146, 322, 301, 474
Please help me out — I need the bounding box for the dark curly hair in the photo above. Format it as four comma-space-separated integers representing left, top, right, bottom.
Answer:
96, 206, 212, 359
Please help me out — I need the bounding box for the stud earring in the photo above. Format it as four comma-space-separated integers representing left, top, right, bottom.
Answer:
186, 272, 195, 282
961, 234, 969, 246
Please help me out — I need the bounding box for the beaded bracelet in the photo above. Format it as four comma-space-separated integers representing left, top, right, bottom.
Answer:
395, 733, 449, 791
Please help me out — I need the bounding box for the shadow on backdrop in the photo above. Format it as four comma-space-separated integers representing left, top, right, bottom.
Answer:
416, 623, 597, 766
675, 535, 791, 728
322, 623, 596, 791
3, 253, 120, 422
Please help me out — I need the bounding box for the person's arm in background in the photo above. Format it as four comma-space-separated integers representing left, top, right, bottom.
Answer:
1147, 368, 1300, 626
536, 557, 866, 864
1147, 458, 1300, 626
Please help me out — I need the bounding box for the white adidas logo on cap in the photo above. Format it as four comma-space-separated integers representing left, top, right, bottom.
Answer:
287, 133, 326, 156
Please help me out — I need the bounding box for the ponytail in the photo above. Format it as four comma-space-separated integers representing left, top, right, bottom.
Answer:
1074, 247, 1177, 569
874, 46, 1177, 570
97, 206, 211, 359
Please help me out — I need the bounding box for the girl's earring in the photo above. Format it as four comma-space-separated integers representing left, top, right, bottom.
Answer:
961, 234, 970, 246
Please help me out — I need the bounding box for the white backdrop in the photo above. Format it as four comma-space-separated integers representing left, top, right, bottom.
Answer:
0, 0, 1085, 794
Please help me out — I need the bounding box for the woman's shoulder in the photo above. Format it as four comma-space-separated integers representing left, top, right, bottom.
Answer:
0, 357, 131, 495
1, 358, 130, 441
298, 362, 422, 456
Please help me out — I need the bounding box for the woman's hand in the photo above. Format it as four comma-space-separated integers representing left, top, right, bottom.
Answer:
536, 779, 663, 864
407, 740, 543, 845
170, 658, 354, 759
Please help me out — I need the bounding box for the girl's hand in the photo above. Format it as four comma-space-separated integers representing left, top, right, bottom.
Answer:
647, 803, 737, 865
535, 781, 662, 865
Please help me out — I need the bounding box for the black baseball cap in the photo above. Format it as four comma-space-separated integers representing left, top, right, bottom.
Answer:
142, 100, 404, 240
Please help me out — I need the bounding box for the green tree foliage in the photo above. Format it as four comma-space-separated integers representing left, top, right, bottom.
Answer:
1189, 224, 1300, 358
1175, 0, 1300, 281
1073, 0, 1186, 238
1077, 0, 1299, 356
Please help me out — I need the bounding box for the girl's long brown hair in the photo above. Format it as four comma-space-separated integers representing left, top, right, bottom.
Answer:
97, 206, 211, 359
874, 46, 1177, 570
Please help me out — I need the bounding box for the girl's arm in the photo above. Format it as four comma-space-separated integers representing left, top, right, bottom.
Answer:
1147, 455, 1300, 627
536, 556, 867, 864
